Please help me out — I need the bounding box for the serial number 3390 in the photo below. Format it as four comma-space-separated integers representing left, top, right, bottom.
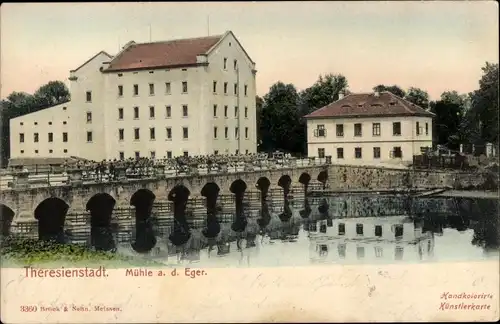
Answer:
20, 306, 38, 312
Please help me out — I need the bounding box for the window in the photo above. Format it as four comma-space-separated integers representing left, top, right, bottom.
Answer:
86, 91, 92, 102
355, 147, 362, 159
119, 152, 124, 160
20, 122, 23, 126
166, 105, 171, 118
86, 112, 92, 123
48, 121, 52, 125
183, 151, 189, 157
393, 146, 402, 158
134, 107, 139, 119
338, 223, 345, 235
34, 133, 39, 142
134, 128, 140, 140
224, 82, 228, 94
225, 127, 229, 139
118, 85, 123, 97
214, 150, 219, 155
20, 150, 24, 154
235, 127, 239, 139
149, 106, 155, 118
373, 147, 381, 159
35, 150, 38, 154
214, 127, 218, 139
357, 246, 365, 259
119, 129, 124, 141
337, 148, 344, 159
213, 81, 217, 93
245, 127, 249, 139
425, 122, 429, 135
150, 151, 156, 159
48, 133, 53, 142
213, 105, 217, 117
135, 151, 140, 160
356, 224, 364, 235
393, 122, 401, 136
245, 149, 249, 154
63, 121, 67, 125
182, 105, 188, 117
182, 81, 188, 93
166, 127, 172, 140
416, 121, 420, 135
150, 128, 155, 140
224, 105, 228, 118
63, 149, 67, 153
165, 82, 171, 94
62, 107, 67, 110
19, 133, 24, 143
244, 85, 248, 96
118, 108, 124, 120
149, 83, 155, 96
49, 149, 53, 154
87, 131, 93, 142
354, 123, 362, 136
63, 132, 68, 142
372, 123, 381, 136
236, 149, 239, 155
234, 59, 237, 70
336, 124, 344, 137
182, 127, 188, 139
374, 247, 383, 258
395, 246, 404, 260
133, 84, 139, 96
318, 148, 325, 158
314, 125, 326, 137
244, 107, 248, 118
234, 83, 238, 95
166, 151, 172, 159
223, 58, 227, 69
34, 122, 38, 125
234, 106, 238, 117
375, 225, 382, 237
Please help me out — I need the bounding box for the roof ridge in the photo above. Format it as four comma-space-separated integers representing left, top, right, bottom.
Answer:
135, 34, 224, 46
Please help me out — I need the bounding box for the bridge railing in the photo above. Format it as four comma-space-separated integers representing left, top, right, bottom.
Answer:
0, 156, 331, 190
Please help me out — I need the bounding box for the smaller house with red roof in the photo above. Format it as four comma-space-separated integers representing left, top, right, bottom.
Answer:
303, 91, 435, 165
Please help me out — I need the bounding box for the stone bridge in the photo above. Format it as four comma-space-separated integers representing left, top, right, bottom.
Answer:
0, 164, 329, 225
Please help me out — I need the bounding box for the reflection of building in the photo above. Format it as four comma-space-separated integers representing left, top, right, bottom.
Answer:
309, 216, 435, 262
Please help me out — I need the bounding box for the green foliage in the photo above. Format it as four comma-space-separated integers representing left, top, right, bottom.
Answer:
0, 236, 159, 267
0, 81, 70, 167
373, 84, 406, 98
404, 87, 430, 109
430, 91, 469, 149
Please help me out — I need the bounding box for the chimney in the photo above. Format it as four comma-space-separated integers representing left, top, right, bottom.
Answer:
374, 91, 380, 97
338, 92, 345, 100
122, 41, 136, 50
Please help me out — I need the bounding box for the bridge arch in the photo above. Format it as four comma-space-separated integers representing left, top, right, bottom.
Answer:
201, 182, 221, 239
201, 182, 220, 201
278, 174, 292, 188
130, 189, 157, 253
230, 179, 247, 194
34, 197, 70, 242
0, 204, 15, 236
317, 170, 328, 184
298, 172, 311, 186
86, 193, 117, 252
168, 184, 191, 202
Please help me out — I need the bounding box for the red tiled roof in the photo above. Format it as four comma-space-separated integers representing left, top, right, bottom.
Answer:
304, 92, 435, 119
105, 35, 223, 72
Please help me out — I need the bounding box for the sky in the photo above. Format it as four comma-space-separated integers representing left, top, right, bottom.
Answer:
1, 2, 498, 100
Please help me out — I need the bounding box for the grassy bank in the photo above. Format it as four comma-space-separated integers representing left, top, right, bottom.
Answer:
0, 236, 164, 268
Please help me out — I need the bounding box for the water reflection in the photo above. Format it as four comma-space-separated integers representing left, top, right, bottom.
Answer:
25, 194, 494, 266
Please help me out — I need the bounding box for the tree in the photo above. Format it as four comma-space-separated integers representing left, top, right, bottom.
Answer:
255, 95, 264, 150
0, 81, 70, 166
299, 74, 349, 116
430, 91, 468, 149
372, 84, 406, 98
258, 82, 303, 153
404, 87, 430, 109
33, 81, 70, 108
468, 62, 499, 146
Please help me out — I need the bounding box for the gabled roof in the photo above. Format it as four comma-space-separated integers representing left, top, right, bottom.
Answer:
304, 91, 435, 119
70, 51, 113, 73
103, 34, 224, 72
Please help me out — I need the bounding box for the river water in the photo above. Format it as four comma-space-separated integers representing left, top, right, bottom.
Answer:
107, 194, 499, 267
